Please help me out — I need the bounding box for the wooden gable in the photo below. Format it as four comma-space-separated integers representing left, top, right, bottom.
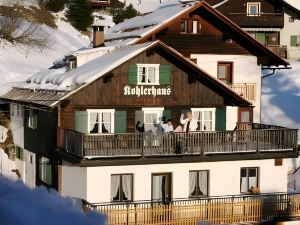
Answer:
68, 49, 224, 108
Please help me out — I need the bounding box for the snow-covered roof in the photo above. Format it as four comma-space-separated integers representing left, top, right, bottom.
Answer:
105, 0, 197, 45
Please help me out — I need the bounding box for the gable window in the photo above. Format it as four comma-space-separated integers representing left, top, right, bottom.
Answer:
137, 64, 160, 85
289, 17, 294, 23
111, 174, 133, 202
88, 109, 114, 133
180, 20, 188, 33
189, 170, 209, 197
39, 157, 52, 185
26, 109, 37, 129
290, 35, 300, 47
152, 173, 172, 202
192, 20, 198, 34
217, 62, 233, 84
240, 167, 259, 193
247, 2, 260, 16
191, 108, 216, 131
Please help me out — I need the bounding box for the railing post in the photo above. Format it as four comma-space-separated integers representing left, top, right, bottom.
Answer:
256, 130, 259, 154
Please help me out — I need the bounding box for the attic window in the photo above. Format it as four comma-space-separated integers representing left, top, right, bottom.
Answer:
247, 2, 260, 16
180, 20, 188, 33
68, 58, 77, 70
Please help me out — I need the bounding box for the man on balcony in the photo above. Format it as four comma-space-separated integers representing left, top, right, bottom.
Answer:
180, 112, 198, 132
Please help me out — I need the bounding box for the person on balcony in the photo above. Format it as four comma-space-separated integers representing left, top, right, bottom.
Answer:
160, 119, 174, 133
180, 112, 197, 132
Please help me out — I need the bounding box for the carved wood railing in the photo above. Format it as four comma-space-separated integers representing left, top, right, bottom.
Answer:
57, 128, 298, 158
84, 193, 300, 225
228, 83, 256, 101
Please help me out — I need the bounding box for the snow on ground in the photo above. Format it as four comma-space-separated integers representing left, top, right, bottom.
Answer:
0, 175, 106, 225
122, 0, 170, 13
261, 60, 300, 141
0, 15, 90, 95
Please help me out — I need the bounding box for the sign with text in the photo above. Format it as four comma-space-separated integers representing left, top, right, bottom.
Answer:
123, 85, 171, 97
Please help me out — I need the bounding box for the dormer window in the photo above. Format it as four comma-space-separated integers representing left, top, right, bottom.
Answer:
66, 57, 77, 71
247, 2, 260, 16
137, 64, 160, 85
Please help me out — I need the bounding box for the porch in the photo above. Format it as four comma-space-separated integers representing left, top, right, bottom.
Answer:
57, 125, 298, 159
84, 193, 300, 225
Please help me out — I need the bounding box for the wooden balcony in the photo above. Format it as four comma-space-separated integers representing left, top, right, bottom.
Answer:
267, 45, 287, 59
57, 126, 298, 159
227, 13, 284, 28
84, 193, 300, 225
228, 83, 256, 101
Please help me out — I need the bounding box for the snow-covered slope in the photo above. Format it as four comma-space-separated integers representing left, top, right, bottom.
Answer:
0, 14, 90, 95
0, 175, 106, 225
261, 60, 300, 141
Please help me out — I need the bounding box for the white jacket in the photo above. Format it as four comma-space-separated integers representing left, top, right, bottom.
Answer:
180, 114, 198, 132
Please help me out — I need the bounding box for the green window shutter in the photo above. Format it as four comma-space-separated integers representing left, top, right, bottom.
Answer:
75, 111, 88, 133
290, 35, 297, 47
159, 64, 170, 85
114, 111, 127, 133
128, 64, 137, 84
162, 110, 171, 122
215, 107, 226, 131
256, 33, 266, 45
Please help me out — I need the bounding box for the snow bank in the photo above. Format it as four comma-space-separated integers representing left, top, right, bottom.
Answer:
261, 60, 300, 141
0, 175, 106, 225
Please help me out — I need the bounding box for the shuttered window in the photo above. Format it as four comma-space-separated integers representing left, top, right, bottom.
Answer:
128, 64, 137, 84
290, 35, 299, 47
114, 111, 127, 133
159, 65, 170, 85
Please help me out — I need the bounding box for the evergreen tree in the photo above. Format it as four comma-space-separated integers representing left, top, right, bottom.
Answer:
66, 0, 94, 31
112, 3, 138, 24
42, 0, 66, 12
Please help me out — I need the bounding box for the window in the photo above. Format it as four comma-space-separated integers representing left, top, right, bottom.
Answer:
217, 62, 233, 84
152, 173, 172, 202
88, 109, 114, 133
137, 64, 160, 85
290, 35, 300, 47
247, 2, 260, 16
180, 20, 188, 33
289, 17, 294, 22
240, 167, 259, 193
191, 108, 215, 131
16, 146, 23, 160
26, 109, 37, 129
238, 107, 253, 124
69, 59, 77, 70
192, 20, 198, 34
189, 170, 208, 197
39, 157, 52, 185
111, 174, 133, 202
142, 108, 163, 132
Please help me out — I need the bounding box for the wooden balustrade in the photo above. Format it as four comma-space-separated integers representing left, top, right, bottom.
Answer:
84, 193, 300, 225
228, 83, 256, 101
57, 128, 298, 158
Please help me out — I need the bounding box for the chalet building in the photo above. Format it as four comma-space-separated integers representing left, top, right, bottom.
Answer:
0, 1, 299, 224
205, 0, 300, 59
89, 0, 123, 9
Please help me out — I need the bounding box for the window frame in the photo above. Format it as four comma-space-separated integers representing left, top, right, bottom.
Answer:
180, 20, 188, 33
247, 2, 261, 16
192, 20, 199, 34
136, 64, 160, 85
191, 108, 216, 131
87, 109, 115, 134
111, 174, 133, 202
217, 61, 233, 84
39, 156, 52, 185
142, 107, 164, 132
189, 170, 209, 197
26, 109, 38, 129
151, 172, 172, 202
240, 167, 259, 193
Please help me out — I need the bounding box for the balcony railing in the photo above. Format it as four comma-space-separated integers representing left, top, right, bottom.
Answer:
84, 193, 300, 225
228, 83, 256, 101
227, 13, 284, 27
57, 127, 298, 158
267, 45, 287, 59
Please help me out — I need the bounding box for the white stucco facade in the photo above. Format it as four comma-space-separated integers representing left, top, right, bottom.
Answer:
191, 54, 261, 130
280, 13, 300, 59
61, 157, 299, 203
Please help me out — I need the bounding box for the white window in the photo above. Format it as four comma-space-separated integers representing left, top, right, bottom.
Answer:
142, 107, 164, 132
247, 2, 260, 16
189, 170, 209, 197
180, 20, 188, 33
191, 108, 215, 131
192, 20, 198, 34
137, 64, 159, 85
87, 109, 115, 133
111, 174, 133, 202
26, 109, 37, 129
240, 167, 259, 193
39, 157, 52, 185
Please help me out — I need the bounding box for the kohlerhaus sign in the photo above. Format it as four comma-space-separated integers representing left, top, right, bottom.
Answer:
123, 85, 171, 98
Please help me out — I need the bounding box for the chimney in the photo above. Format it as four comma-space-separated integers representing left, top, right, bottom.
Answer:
93, 25, 104, 48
